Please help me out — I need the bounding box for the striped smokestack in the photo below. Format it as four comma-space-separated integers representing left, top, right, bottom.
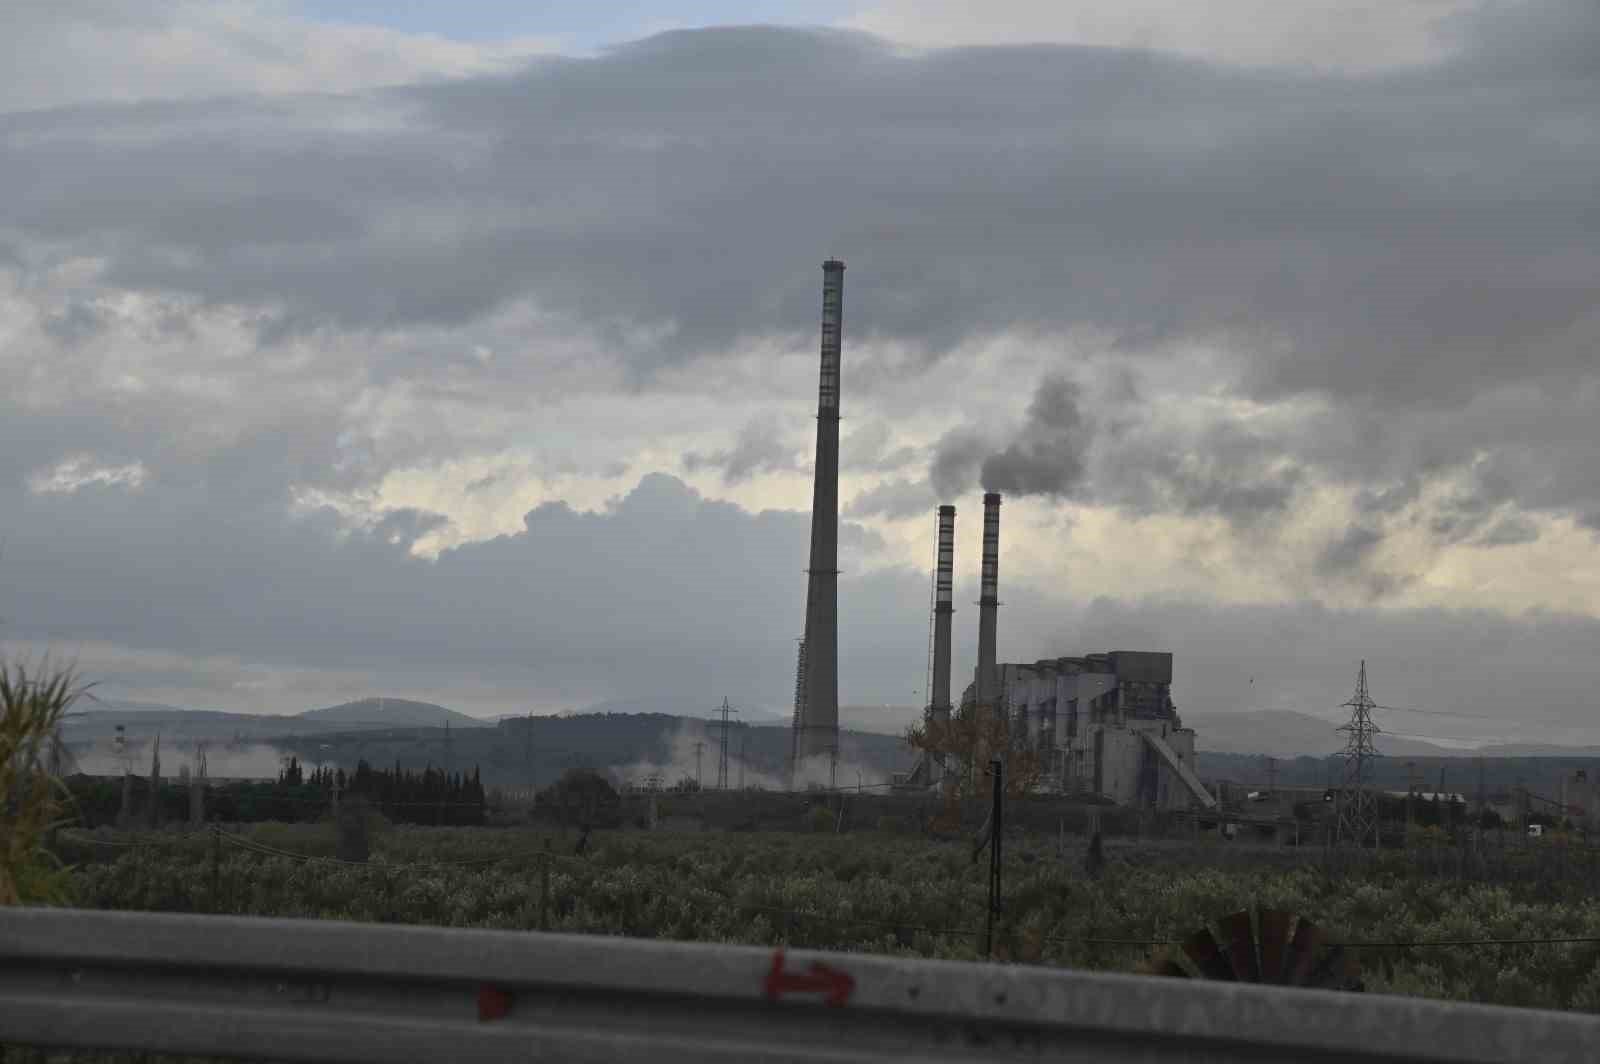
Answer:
976, 491, 1001, 707
798, 259, 845, 761
930, 504, 956, 722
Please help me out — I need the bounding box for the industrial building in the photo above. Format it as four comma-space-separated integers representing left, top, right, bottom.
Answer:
901, 490, 1213, 810
984, 650, 1211, 809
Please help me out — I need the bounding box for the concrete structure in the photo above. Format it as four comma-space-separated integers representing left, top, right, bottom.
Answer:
928, 505, 956, 783
975, 492, 1001, 708
967, 651, 1212, 810
795, 259, 845, 763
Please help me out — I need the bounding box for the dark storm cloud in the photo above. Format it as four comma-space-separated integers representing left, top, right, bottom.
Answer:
0, 5, 1593, 388
1, 472, 905, 705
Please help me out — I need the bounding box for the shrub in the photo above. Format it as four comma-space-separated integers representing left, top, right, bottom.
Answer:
1, 661, 89, 905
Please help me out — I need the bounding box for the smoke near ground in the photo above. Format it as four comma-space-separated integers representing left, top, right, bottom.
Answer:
612, 719, 892, 792
69, 739, 287, 780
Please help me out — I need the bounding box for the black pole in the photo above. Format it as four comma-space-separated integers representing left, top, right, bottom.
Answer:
984, 758, 1003, 957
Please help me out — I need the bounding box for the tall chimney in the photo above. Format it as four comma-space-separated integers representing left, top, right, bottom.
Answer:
930, 505, 956, 721
976, 491, 1001, 708
798, 259, 845, 760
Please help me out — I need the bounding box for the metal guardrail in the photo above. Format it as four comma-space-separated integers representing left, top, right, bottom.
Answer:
3, 907, 1598, 1063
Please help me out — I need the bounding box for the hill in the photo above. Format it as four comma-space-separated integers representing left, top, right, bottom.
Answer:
297, 697, 487, 728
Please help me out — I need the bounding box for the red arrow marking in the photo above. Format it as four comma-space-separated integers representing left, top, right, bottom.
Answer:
765, 950, 855, 1007
477, 985, 512, 1022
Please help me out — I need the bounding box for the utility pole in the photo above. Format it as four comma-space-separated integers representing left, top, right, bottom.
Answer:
1265, 755, 1277, 796
1407, 760, 1417, 838
694, 741, 704, 791
524, 713, 537, 796
708, 697, 739, 790
983, 759, 1004, 957
829, 744, 838, 792
1476, 755, 1486, 837
1336, 661, 1382, 849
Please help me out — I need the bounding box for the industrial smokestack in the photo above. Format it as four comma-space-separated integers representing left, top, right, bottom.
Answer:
930, 505, 956, 721
798, 259, 845, 761
976, 492, 1001, 708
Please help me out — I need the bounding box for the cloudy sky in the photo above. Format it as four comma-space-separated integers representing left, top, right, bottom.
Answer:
4, 1, 1600, 748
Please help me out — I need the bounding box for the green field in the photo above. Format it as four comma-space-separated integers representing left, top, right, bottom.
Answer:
45, 823, 1600, 1013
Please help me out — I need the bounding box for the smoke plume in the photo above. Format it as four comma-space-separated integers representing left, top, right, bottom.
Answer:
979, 376, 1091, 498
929, 376, 1092, 500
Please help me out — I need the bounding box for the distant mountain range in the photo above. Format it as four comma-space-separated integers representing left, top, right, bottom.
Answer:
1181, 710, 1594, 759
66, 694, 1599, 762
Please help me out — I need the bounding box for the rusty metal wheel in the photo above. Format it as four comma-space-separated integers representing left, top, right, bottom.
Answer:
1148, 908, 1363, 990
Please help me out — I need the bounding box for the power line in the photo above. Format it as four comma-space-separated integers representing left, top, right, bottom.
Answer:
1371, 704, 1505, 721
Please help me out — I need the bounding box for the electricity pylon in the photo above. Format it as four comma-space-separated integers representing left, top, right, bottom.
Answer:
1336, 660, 1382, 848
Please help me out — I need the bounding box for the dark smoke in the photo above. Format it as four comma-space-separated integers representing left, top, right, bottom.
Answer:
929, 427, 989, 500
978, 376, 1091, 499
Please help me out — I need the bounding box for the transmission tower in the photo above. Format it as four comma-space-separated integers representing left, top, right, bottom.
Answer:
1336, 660, 1382, 848
708, 697, 739, 790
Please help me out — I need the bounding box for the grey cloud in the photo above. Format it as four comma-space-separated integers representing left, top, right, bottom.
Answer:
1318, 526, 1382, 575
1474, 516, 1540, 548
373, 507, 451, 549
843, 478, 935, 522
681, 419, 800, 484
41, 301, 107, 345
1312, 525, 1410, 601
841, 421, 920, 475
1091, 418, 1303, 527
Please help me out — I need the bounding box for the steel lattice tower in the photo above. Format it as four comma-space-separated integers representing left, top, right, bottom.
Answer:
1336, 660, 1382, 848
709, 697, 739, 791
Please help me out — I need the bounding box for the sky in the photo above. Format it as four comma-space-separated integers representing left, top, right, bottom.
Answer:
4, 1, 1600, 748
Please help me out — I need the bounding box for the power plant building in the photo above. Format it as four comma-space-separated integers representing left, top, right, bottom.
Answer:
904, 486, 1213, 810
973, 651, 1212, 810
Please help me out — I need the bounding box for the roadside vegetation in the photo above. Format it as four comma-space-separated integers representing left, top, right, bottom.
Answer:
1, 661, 86, 906
46, 822, 1600, 1012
